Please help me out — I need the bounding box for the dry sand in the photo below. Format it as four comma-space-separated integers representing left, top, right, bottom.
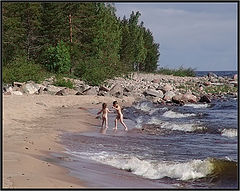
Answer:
3, 94, 134, 188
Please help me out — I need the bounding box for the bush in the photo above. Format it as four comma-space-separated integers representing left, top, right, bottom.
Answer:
53, 75, 74, 89
3, 56, 50, 83
156, 67, 195, 77
43, 41, 71, 74
74, 58, 110, 86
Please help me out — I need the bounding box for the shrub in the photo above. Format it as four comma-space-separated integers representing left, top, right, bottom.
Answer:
53, 75, 74, 89
43, 41, 71, 74
156, 67, 196, 77
3, 56, 50, 83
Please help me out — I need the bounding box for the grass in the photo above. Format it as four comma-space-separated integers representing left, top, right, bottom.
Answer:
155, 67, 196, 77
204, 85, 237, 94
53, 75, 74, 89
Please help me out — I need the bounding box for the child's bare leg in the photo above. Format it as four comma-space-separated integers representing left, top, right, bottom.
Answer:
120, 118, 128, 131
102, 118, 106, 128
105, 117, 108, 129
113, 118, 118, 131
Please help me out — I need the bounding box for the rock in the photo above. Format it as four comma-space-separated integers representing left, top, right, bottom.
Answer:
203, 81, 211, 86
182, 93, 197, 103
99, 86, 110, 92
233, 74, 238, 81
143, 89, 164, 98
123, 91, 132, 97
151, 79, 161, 83
75, 91, 83, 95
172, 94, 183, 104
124, 86, 134, 93
4, 92, 11, 95
163, 91, 176, 101
109, 84, 123, 98
55, 89, 67, 96
199, 95, 211, 103
45, 85, 64, 94
20, 83, 39, 94
82, 87, 98, 95
13, 82, 24, 87
12, 86, 20, 91
160, 84, 173, 94
208, 72, 218, 78
38, 87, 44, 95
11, 91, 23, 95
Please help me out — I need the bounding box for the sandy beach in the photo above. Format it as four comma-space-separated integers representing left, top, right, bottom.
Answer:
3, 94, 134, 188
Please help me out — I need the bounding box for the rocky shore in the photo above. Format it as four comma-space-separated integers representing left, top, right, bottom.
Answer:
3, 72, 238, 105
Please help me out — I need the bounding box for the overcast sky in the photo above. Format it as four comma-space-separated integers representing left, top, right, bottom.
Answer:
115, 3, 237, 71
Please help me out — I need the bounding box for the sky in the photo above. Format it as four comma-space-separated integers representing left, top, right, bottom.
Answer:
114, 3, 237, 71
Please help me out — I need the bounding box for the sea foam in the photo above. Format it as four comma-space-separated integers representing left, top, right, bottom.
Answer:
163, 110, 196, 118
221, 128, 237, 137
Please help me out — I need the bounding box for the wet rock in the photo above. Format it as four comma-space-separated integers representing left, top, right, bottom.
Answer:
199, 95, 211, 103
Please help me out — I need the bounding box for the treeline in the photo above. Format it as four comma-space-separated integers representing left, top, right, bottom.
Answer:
3, 2, 160, 85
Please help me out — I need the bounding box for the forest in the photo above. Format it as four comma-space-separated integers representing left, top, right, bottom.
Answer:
2, 2, 160, 85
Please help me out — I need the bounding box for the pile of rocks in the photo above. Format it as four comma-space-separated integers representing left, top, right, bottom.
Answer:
3, 72, 238, 105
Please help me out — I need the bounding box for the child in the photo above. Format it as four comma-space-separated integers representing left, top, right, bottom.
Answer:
97, 103, 111, 130
112, 101, 128, 131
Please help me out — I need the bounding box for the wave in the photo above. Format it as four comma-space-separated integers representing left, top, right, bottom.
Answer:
221, 129, 237, 137
184, 103, 209, 109
67, 151, 237, 182
147, 117, 205, 133
134, 102, 166, 115
163, 111, 196, 118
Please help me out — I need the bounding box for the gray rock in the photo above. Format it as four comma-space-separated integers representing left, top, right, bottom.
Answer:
143, 89, 164, 98
83, 87, 98, 95
109, 84, 123, 98
11, 91, 23, 95
172, 94, 183, 104
99, 86, 110, 92
13, 82, 24, 87
163, 91, 176, 101
45, 85, 64, 94
20, 83, 39, 94
182, 93, 197, 103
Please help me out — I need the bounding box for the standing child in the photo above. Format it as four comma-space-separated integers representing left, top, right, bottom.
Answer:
112, 101, 128, 131
97, 103, 111, 130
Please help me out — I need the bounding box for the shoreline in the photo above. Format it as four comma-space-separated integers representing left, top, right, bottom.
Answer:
3, 94, 134, 188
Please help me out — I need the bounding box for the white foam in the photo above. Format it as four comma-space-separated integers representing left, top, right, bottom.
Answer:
184, 103, 209, 109
221, 129, 237, 137
134, 102, 160, 115
163, 111, 196, 118
147, 117, 163, 125
73, 152, 214, 181
161, 122, 204, 132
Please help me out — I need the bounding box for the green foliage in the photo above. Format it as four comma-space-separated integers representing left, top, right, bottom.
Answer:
204, 85, 237, 94
53, 75, 74, 89
156, 67, 196, 77
3, 56, 50, 83
43, 41, 71, 74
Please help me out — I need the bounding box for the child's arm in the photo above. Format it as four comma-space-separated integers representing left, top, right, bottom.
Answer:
97, 109, 102, 115
107, 108, 114, 113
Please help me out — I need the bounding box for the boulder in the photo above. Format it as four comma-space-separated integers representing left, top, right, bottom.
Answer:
4, 92, 11, 95
124, 86, 134, 93
45, 85, 64, 94
160, 84, 173, 94
163, 91, 176, 101
11, 91, 23, 96
143, 89, 164, 98
208, 72, 218, 78
172, 94, 183, 104
203, 81, 211, 86
82, 87, 98, 95
20, 83, 39, 94
109, 84, 123, 98
182, 93, 197, 103
151, 79, 161, 83
199, 95, 211, 103
13, 82, 24, 87
99, 86, 110, 92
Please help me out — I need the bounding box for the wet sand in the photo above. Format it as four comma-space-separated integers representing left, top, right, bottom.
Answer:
3, 94, 134, 188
